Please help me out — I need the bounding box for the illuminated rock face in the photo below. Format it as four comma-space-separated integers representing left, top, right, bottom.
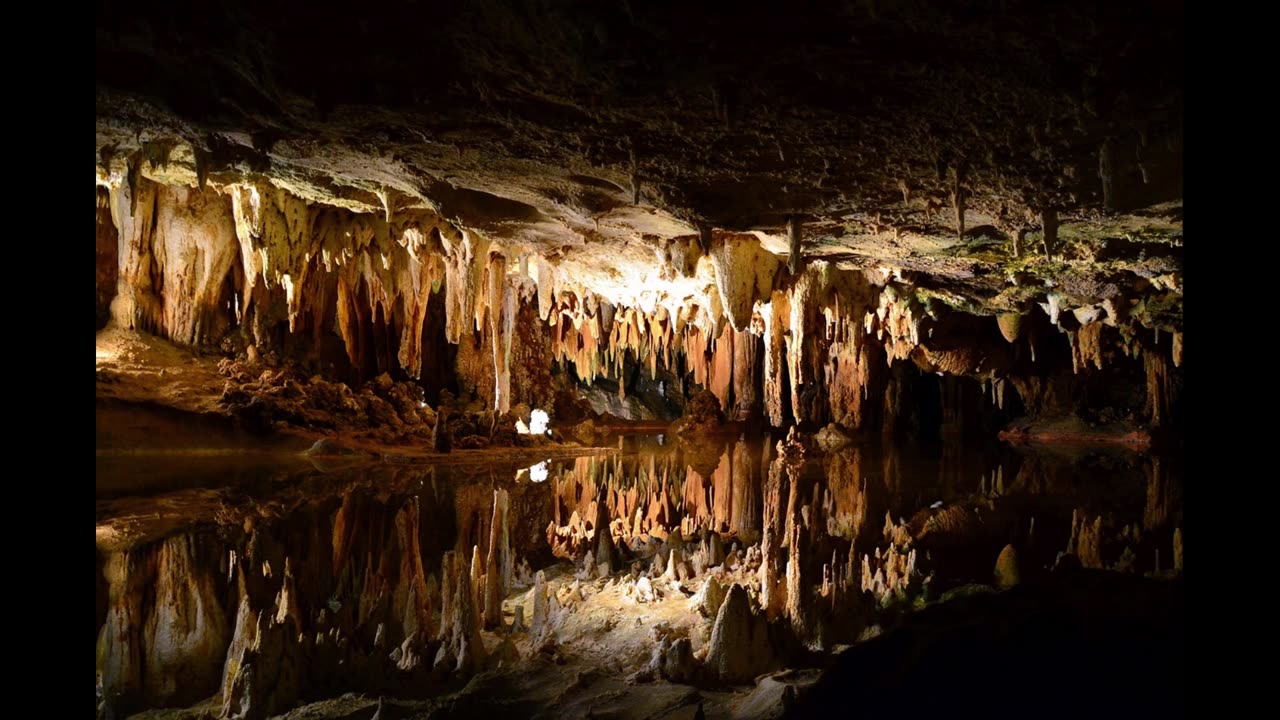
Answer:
94, 173, 1181, 432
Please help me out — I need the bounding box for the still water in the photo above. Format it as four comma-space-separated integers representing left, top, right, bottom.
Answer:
95, 435, 1182, 714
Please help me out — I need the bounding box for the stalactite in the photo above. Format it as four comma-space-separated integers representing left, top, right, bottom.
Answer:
228, 182, 315, 333
708, 232, 780, 333
108, 176, 162, 334
762, 291, 791, 427
708, 322, 735, 411
535, 255, 555, 321
731, 325, 762, 420
997, 313, 1023, 343
487, 253, 514, 413
442, 229, 491, 345
1099, 138, 1115, 211
786, 268, 820, 422
1068, 322, 1105, 373
1041, 208, 1058, 260
1171, 331, 1182, 367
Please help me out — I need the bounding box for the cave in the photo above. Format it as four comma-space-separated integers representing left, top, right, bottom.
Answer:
95, 2, 1183, 718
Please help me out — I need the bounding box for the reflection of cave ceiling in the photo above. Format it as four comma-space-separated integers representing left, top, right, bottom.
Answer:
96, 0, 1182, 317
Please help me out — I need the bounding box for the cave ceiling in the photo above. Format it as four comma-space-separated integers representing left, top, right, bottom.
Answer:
96, 0, 1182, 324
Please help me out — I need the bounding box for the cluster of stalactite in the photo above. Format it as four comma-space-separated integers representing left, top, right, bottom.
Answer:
98, 173, 563, 413
1058, 458, 1183, 577
98, 171, 1182, 428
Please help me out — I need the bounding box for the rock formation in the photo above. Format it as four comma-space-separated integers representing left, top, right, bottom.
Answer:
705, 584, 777, 684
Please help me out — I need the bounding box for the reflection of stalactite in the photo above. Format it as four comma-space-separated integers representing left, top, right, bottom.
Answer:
483, 489, 510, 629
545, 442, 768, 555
1144, 348, 1175, 426
1067, 510, 1104, 568
758, 455, 789, 619
1144, 457, 1179, 532
783, 461, 809, 636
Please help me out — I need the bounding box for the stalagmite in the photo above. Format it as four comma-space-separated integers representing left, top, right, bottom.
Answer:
531, 571, 548, 640
704, 584, 775, 683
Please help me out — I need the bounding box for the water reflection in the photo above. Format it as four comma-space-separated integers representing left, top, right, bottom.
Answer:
95, 438, 1181, 716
